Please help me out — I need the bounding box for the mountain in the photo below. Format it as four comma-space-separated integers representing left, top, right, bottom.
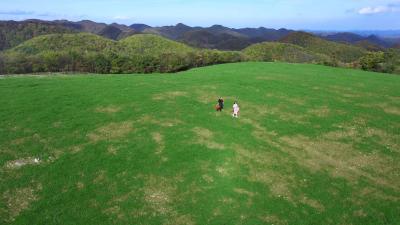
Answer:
323, 32, 391, 48
0, 20, 137, 51
143, 23, 196, 39
98, 24, 137, 40
235, 27, 293, 41
0, 20, 75, 51
130, 23, 152, 32
280, 32, 367, 63
180, 30, 252, 50
140, 24, 295, 50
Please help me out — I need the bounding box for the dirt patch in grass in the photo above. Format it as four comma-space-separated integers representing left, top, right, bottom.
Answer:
87, 121, 134, 143
2, 183, 42, 222
143, 175, 176, 216
234, 188, 256, 197
240, 118, 278, 144
107, 146, 118, 155
151, 132, 165, 154
4, 157, 41, 169
93, 170, 107, 184
192, 127, 225, 150
233, 144, 295, 200
308, 106, 331, 117
95, 105, 122, 114
300, 196, 325, 212
279, 134, 400, 192
138, 115, 183, 127
259, 215, 288, 225
153, 91, 188, 101
379, 103, 400, 116
76, 182, 85, 190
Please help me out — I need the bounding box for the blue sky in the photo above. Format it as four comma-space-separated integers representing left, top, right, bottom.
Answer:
0, 0, 399, 30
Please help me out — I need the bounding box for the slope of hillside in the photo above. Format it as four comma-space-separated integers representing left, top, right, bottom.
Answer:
243, 42, 330, 63
1, 62, 399, 225
0, 33, 242, 74
280, 32, 367, 62
118, 34, 196, 55
7, 33, 116, 55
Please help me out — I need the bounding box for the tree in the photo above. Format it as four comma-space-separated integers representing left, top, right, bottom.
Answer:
359, 52, 385, 72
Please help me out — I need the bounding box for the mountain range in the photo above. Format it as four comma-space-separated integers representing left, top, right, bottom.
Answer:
1, 19, 400, 52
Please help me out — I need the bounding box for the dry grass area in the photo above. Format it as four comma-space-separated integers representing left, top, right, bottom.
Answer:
192, 127, 225, 150
2, 183, 42, 222
95, 105, 122, 114
153, 91, 188, 101
138, 115, 183, 127
87, 121, 134, 143
151, 132, 165, 154
279, 132, 400, 195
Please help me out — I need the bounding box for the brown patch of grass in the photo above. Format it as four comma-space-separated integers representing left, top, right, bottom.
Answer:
279, 135, 400, 192
233, 144, 295, 200
52, 121, 62, 128
103, 206, 125, 220
107, 146, 118, 155
87, 121, 133, 143
138, 115, 183, 127
300, 196, 325, 212
165, 214, 196, 225
70, 144, 85, 154
76, 182, 85, 190
2, 184, 42, 222
234, 188, 256, 197
151, 132, 165, 154
379, 103, 400, 116
93, 170, 107, 184
153, 91, 187, 101
259, 215, 288, 225
95, 105, 122, 114
308, 106, 331, 117
143, 175, 176, 215
240, 118, 278, 143
202, 174, 214, 183
192, 127, 225, 150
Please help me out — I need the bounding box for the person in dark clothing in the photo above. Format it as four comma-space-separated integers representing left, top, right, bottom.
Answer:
217, 97, 224, 111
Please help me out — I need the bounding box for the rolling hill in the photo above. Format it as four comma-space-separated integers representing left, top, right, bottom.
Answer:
0, 33, 242, 74
280, 32, 367, 63
0, 62, 399, 224
243, 42, 330, 63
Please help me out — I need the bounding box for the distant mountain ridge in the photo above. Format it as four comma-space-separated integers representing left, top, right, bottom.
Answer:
1, 19, 399, 52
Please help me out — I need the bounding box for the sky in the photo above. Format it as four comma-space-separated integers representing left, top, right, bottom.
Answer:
0, 0, 400, 30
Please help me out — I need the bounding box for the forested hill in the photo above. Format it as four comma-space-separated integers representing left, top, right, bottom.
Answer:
2, 19, 399, 52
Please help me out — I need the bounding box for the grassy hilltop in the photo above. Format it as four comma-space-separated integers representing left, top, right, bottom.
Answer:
0, 62, 399, 224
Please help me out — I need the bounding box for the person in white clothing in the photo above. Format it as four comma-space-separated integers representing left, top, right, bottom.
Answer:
232, 101, 240, 118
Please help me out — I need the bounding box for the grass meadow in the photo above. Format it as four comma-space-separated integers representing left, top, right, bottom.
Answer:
0, 62, 399, 224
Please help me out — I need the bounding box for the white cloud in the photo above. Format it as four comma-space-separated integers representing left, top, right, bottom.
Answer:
358, 5, 400, 15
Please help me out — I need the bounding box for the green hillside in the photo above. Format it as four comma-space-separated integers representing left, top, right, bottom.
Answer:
9, 33, 116, 54
1, 62, 399, 225
280, 32, 367, 63
118, 34, 195, 55
0, 33, 242, 74
243, 42, 330, 63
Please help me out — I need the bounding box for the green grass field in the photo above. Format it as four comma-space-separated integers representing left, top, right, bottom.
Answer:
0, 62, 399, 224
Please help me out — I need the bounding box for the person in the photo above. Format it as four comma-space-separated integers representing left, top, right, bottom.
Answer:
217, 97, 224, 112
232, 101, 240, 118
